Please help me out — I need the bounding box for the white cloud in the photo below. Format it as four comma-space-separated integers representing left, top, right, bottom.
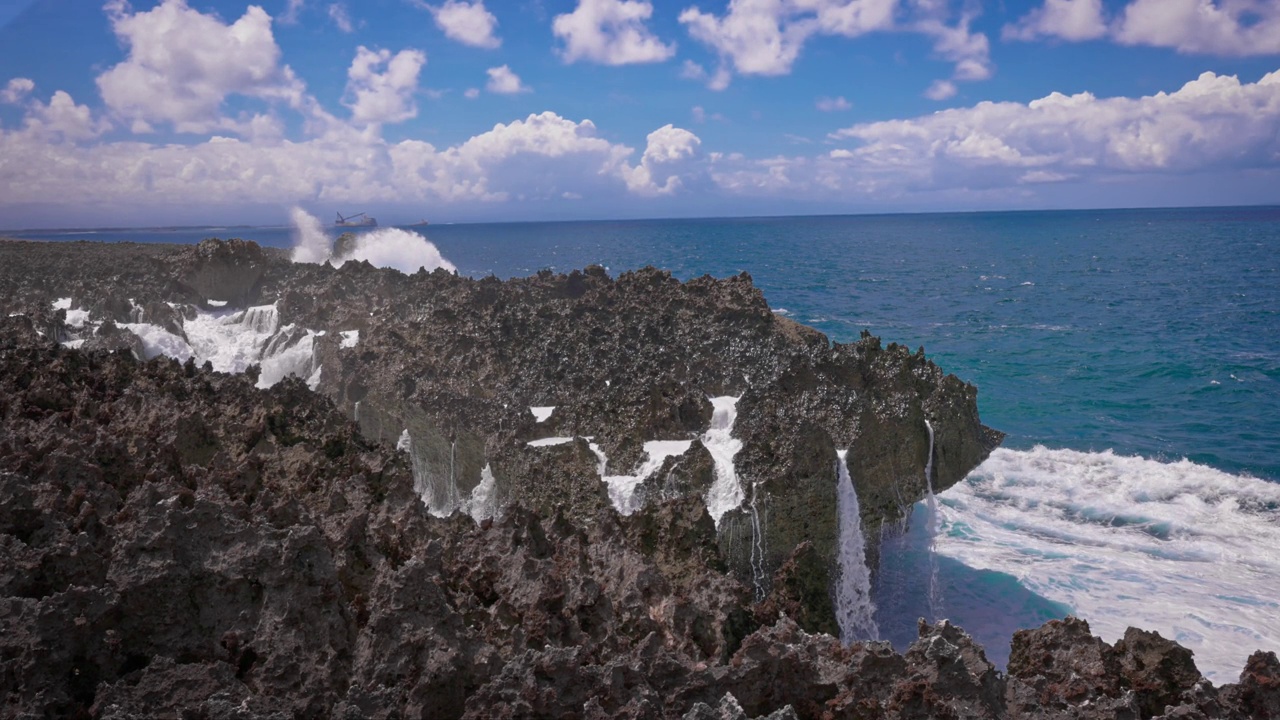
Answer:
827, 69, 1280, 192
924, 79, 957, 100
464, 88, 480, 99
344, 46, 427, 125
553, 0, 676, 65
485, 65, 529, 94
1007, 0, 1280, 56
280, 0, 305, 24
0, 105, 703, 214
1003, 0, 1107, 42
20, 90, 110, 142
816, 95, 852, 111
1, 77, 35, 105
914, 15, 992, 81
328, 3, 354, 32
96, 0, 307, 134
1114, 0, 1280, 56
620, 124, 702, 195
679, 0, 988, 88
430, 0, 500, 48
678, 0, 900, 79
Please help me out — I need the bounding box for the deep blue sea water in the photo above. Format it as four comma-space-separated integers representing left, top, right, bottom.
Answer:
11, 206, 1280, 679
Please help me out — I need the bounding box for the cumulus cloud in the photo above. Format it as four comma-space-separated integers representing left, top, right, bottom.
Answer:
553, 0, 676, 65
827, 69, 1280, 191
679, 0, 988, 89
0, 104, 705, 215
1003, 0, 1107, 42
1, 78, 35, 104
344, 46, 427, 125
1114, 0, 1280, 55
96, 0, 307, 134
1008, 0, 1280, 55
429, 0, 500, 48
620, 124, 702, 195
924, 79, 957, 101
485, 65, 529, 94
816, 96, 852, 111
20, 90, 110, 142
328, 3, 355, 32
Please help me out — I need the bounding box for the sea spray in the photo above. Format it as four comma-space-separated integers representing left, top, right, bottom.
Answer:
288, 207, 456, 274
924, 419, 942, 620
835, 450, 879, 643
289, 206, 331, 264
703, 396, 744, 526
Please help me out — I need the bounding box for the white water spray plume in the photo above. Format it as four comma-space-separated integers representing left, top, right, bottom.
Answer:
288, 207, 457, 274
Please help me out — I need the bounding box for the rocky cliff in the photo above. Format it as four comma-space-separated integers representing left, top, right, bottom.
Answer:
2, 316, 1278, 719
0, 237, 1000, 638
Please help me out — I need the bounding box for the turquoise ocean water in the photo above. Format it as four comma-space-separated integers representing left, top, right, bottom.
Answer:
11, 206, 1280, 679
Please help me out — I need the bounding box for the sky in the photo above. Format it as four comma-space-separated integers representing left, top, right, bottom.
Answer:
1, 0, 1279, 228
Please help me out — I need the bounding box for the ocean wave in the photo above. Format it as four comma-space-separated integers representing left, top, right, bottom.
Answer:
935, 446, 1280, 682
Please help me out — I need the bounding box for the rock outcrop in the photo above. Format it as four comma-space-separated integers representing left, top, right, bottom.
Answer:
1, 313, 1278, 717
0, 238, 1001, 636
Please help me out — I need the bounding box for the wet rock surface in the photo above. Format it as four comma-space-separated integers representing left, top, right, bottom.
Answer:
6, 239, 1275, 717
0, 238, 1002, 631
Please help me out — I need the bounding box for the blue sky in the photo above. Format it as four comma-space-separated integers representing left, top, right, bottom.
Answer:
1, 0, 1279, 228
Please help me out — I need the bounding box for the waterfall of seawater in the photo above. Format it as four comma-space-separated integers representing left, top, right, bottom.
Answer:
835, 450, 879, 643
923, 419, 943, 620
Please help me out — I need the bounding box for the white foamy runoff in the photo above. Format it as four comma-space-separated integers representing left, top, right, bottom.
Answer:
51, 298, 90, 328
703, 396, 744, 526
530, 406, 555, 423
339, 329, 360, 348
935, 445, 1280, 682
603, 440, 694, 515
289, 208, 456, 274
461, 463, 499, 522
835, 449, 879, 643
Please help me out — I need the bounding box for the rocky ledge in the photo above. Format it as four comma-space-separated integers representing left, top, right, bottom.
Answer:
1, 237, 1000, 636
3, 321, 1280, 718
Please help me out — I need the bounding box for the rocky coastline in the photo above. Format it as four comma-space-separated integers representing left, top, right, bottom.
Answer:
1, 237, 1278, 718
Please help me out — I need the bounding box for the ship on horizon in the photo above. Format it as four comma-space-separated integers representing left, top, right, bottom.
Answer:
335, 211, 377, 228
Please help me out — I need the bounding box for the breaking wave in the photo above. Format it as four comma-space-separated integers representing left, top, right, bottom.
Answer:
932, 445, 1280, 682
289, 207, 456, 274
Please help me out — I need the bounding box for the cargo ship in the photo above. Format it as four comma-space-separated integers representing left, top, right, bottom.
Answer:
335, 211, 377, 227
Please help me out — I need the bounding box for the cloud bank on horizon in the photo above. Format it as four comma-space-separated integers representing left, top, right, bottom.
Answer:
0, 0, 1278, 227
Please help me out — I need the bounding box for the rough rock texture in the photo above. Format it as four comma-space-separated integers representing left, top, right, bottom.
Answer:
1, 238, 1001, 633
0, 319, 1276, 717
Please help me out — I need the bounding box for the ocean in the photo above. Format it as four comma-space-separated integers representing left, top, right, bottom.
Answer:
11, 205, 1280, 681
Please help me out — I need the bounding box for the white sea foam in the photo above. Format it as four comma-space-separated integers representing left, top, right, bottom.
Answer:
603, 440, 694, 515
935, 445, 1280, 682
256, 328, 319, 389
339, 329, 359, 348
121, 322, 194, 361
530, 406, 555, 423
462, 463, 499, 522
289, 208, 456, 274
527, 437, 575, 447
703, 396, 744, 526
396, 429, 412, 452
332, 228, 458, 275
51, 297, 90, 327
835, 449, 879, 643
181, 305, 279, 373
207, 299, 228, 307
52, 297, 71, 310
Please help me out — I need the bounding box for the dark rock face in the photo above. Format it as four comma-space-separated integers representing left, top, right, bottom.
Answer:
0, 238, 1002, 636
0, 302, 1277, 717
